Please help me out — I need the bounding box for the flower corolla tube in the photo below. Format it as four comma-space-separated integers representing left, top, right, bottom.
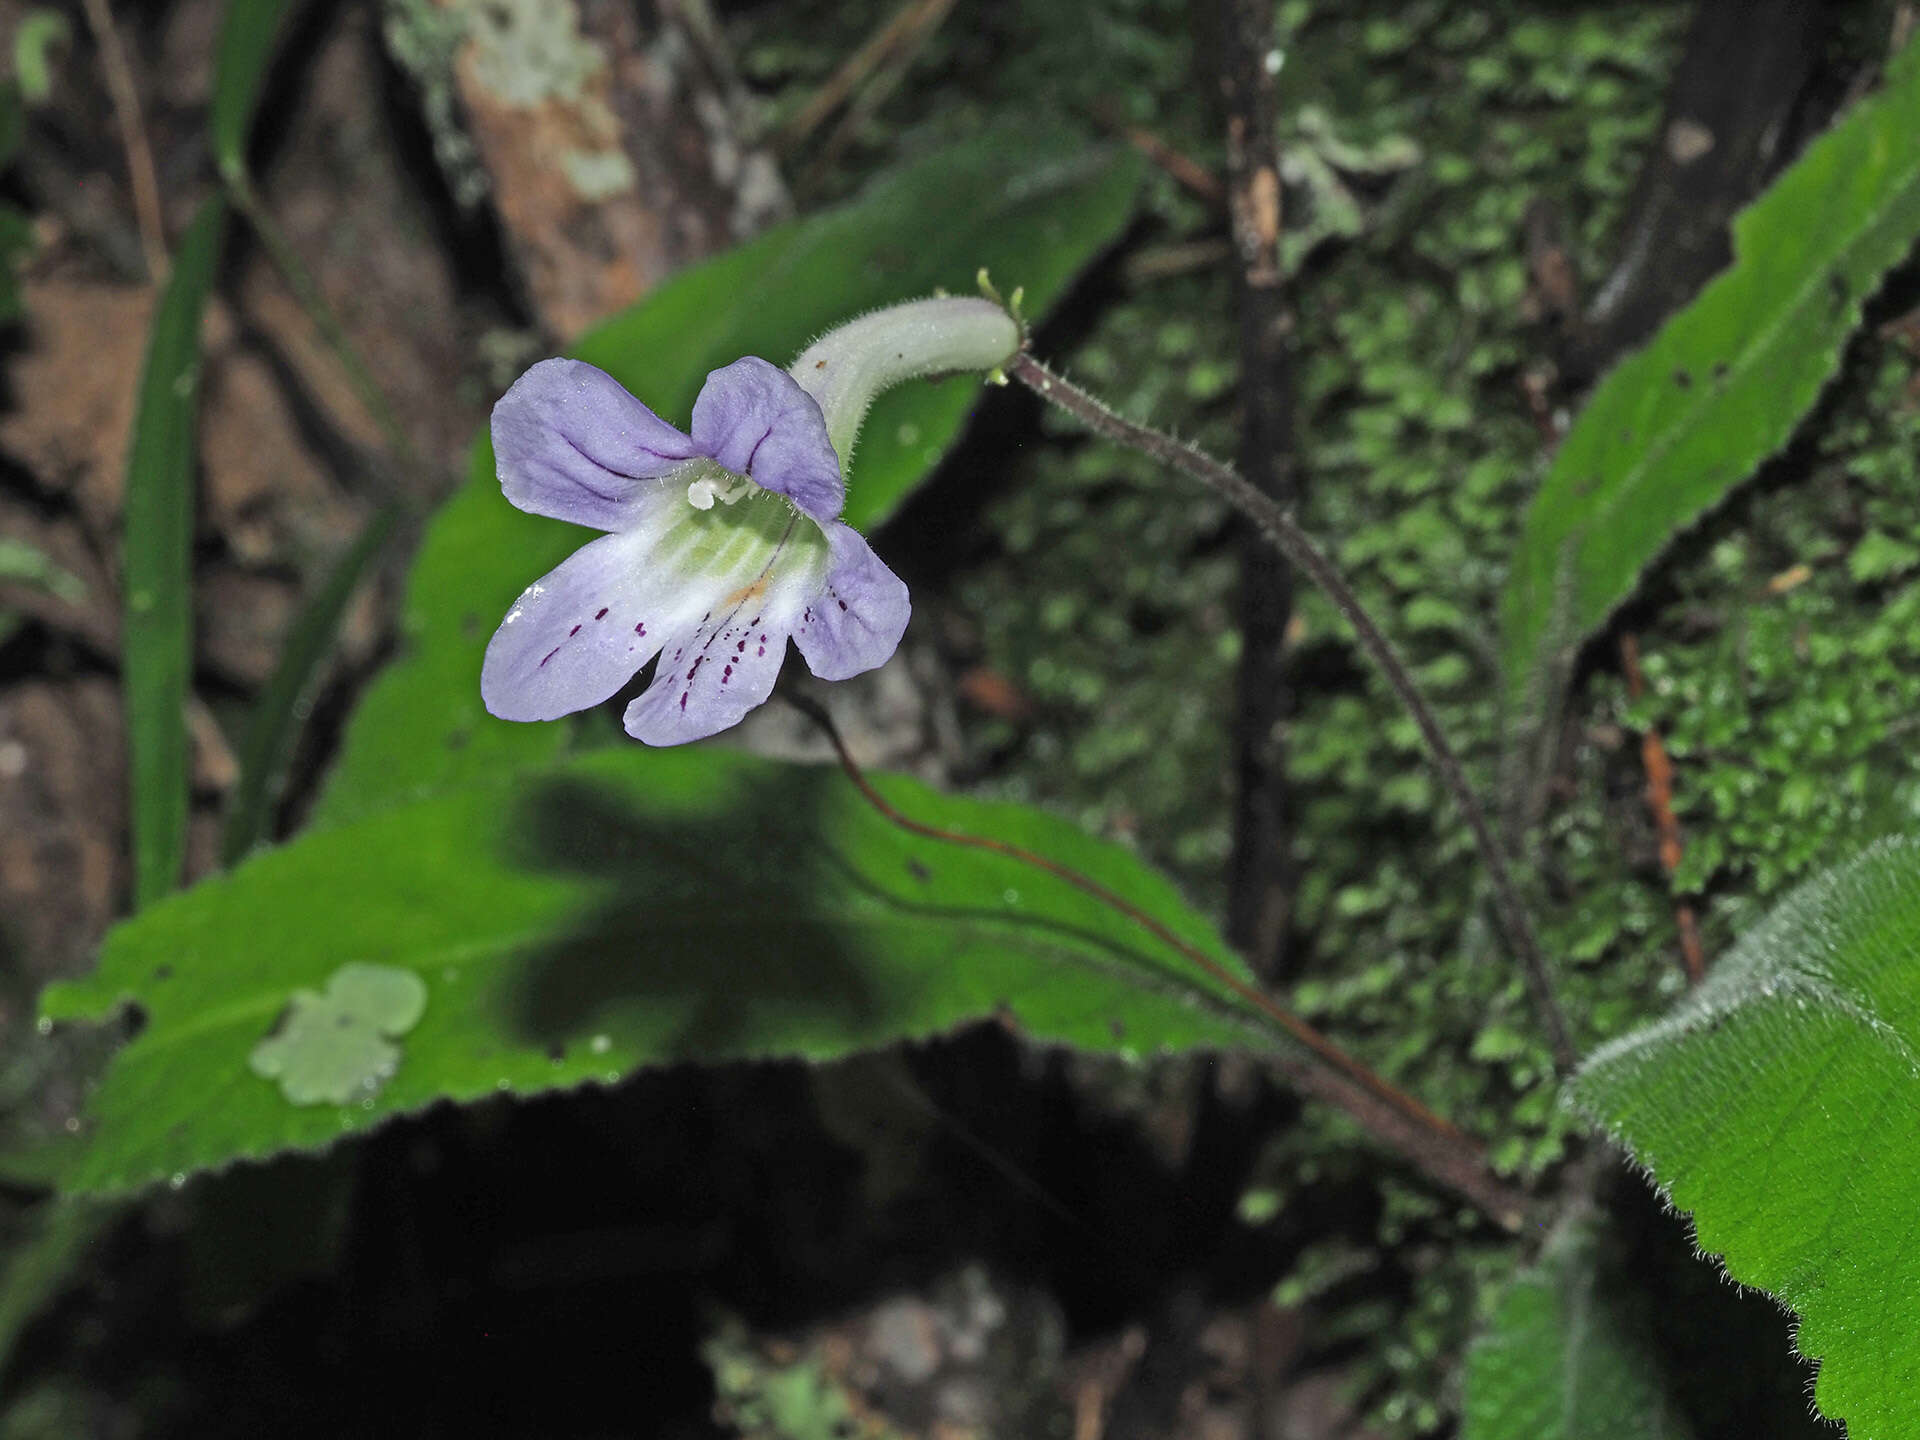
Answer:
480, 295, 1019, 745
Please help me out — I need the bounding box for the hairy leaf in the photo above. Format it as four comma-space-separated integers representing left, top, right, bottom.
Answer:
123, 195, 226, 909
1462, 1211, 1691, 1440
309, 127, 1139, 827
44, 747, 1268, 1196
1502, 36, 1920, 718
1570, 837, 1920, 1438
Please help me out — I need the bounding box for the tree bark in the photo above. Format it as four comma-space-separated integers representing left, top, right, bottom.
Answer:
1211, 0, 1298, 976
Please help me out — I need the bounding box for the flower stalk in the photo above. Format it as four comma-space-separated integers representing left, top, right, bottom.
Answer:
1005, 350, 1577, 1076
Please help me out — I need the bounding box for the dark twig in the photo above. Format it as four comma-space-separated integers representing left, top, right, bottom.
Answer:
1619, 634, 1706, 985
778, 0, 955, 155
784, 691, 1531, 1231
80, 0, 167, 280
1213, 0, 1298, 976
802, 0, 955, 186
1007, 351, 1579, 1075
1090, 103, 1226, 205
228, 175, 421, 474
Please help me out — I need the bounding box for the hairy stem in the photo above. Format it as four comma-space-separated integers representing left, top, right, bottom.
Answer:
783, 691, 1532, 1231
1006, 351, 1577, 1075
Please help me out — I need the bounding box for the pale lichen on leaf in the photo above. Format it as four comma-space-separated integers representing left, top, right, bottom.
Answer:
248, 963, 429, 1107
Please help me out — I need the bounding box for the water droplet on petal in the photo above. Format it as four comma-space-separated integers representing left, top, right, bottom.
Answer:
168, 1172, 186, 1190
590, 1034, 611, 1055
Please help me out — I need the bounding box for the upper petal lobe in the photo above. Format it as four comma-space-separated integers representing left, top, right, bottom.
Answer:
690, 357, 845, 522
493, 359, 700, 530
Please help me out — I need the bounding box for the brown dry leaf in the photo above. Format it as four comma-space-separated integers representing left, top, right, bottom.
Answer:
195, 566, 300, 690
198, 338, 360, 565
0, 278, 152, 535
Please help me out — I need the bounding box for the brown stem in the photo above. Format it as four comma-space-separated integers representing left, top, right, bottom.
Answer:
1006, 351, 1578, 1076
1619, 634, 1706, 985
783, 691, 1531, 1231
1089, 103, 1225, 205
778, 0, 955, 154
80, 0, 167, 281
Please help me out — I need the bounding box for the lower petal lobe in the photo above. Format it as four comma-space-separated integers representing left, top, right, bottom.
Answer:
482, 527, 685, 723
792, 523, 911, 682
622, 593, 801, 746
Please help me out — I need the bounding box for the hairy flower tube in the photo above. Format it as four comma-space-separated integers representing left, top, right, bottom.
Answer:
481, 295, 1020, 745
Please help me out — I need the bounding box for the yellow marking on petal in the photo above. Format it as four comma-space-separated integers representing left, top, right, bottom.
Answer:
721, 574, 771, 609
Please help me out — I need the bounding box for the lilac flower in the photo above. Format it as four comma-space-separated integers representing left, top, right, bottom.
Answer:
480, 296, 1019, 745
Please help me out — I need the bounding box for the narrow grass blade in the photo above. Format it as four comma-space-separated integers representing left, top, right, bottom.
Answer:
210, 0, 295, 183
221, 505, 399, 866
123, 193, 225, 910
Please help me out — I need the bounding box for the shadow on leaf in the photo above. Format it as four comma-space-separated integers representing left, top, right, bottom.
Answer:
497, 769, 885, 1061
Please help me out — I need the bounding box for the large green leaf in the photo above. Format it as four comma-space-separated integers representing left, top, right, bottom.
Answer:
123, 195, 226, 909
43, 746, 1268, 1197
1462, 1210, 1691, 1440
1502, 36, 1920, 718
1569, 837, 1920, 1438
309, 128, 1140, 828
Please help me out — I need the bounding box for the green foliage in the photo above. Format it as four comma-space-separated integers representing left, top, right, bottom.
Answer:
9, 11, 68, 107
309, 127, 1140, 828
1570, 839, 1920, 1438
43, 747, 1276, 1196
1461, 1210, 1690, 1440
962, 8, 1683, 1432
1587, 340, 1920, 920
1503, 34, 1920, 722
705, 1317, 903, 1440
0, 542, 82, 604
122, 196, 227, 910
210, 0, 297, 181
0, 1201, 110, 1392
0, 77, 35, 326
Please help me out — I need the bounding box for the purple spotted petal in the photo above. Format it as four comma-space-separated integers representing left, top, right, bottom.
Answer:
481, 492, 701, 721
792, 523, 910, 682
690, 357, 845, 523
493, 359, 700, 531
623, 593, 806, 746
